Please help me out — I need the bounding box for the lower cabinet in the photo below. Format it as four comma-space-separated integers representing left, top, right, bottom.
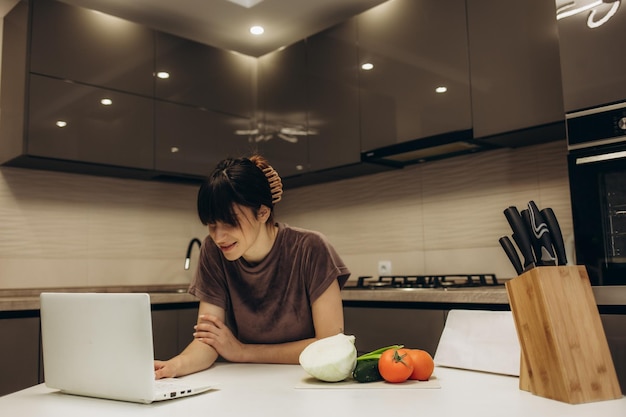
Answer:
0, 314, 40, 397
151, 303, 199, 361
601, 314, 626, 394
343, 305, 446, 356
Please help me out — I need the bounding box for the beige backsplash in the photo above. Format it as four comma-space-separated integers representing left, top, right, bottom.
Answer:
0, 140, 573, 290
277, 139, 573, 281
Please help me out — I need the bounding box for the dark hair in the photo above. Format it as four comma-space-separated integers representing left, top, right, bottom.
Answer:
197, 156, 275, 227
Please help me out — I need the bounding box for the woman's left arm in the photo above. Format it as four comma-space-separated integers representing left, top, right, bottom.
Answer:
309, 279, 345, 337
195, 279, 344, 364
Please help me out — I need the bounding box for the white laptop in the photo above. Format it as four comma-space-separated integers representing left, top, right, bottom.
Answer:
40, 292, 213, 403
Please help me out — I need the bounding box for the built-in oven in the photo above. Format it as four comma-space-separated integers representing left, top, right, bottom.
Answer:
567, 101, 626, 285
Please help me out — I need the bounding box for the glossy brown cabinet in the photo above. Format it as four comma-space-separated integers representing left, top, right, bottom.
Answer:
466, 0, 565, 145
154, 100, 252, 177
28, 75, 154, 169
0, 315, 40, 396
556, 1, 626, 112
306, 20, 361, 173
344, 306, 446, 356
256, 41, 309, 178
30, 0, 154, 96
356, 0, 473, 152
601, 314, 626, 394
155, 32, 255, 118
151, 305, 199, 362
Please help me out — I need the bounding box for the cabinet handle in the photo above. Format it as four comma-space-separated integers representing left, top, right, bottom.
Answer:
575, 150, 626, 165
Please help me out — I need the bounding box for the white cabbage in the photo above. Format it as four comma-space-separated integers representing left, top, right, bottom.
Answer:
298, 333, 357, 382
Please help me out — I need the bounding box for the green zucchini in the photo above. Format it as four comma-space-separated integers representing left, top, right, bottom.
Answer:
352, 359, 383, 383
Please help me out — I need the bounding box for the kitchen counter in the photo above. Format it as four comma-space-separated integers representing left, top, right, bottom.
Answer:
0, 363, 624, 416
341, 285, 626, 308
2, 284, 626, 312
0, 285, 198, 312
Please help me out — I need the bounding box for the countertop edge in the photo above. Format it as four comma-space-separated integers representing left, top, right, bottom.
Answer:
2, 285, 625, 313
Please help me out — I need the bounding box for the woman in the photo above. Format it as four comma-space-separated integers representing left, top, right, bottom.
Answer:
155, 155, 350, 379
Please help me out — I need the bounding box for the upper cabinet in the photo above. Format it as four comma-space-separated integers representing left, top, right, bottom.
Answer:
256, 40, 309, 178
154, 101, 252, 177
1, 0, 255, 180
1, 0, 155, 174
466, 0, 565, 146
357, 0, 473, 152
0, 0, 579, 187
556, 0, 626, 113
305, 20, 361, 173
155, 32, 255, 118
28, 74, 154, 169
30, 0, 154, 96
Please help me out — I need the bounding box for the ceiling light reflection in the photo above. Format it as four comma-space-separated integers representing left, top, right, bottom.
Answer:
250, 26, 264, 35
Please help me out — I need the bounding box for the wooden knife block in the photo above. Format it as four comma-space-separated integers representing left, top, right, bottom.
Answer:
505, 265, 622, 404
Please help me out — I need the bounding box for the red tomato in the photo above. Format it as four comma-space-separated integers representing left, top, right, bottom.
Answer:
378, 348, 414, 383
407, 349, 435, 381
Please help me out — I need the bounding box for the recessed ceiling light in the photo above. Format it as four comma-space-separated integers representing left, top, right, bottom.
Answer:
250, 25, 264, 35
361, 63, 374, 70
226, 0, 264, 8
156, 71, 170, 79
56, 120, 67, 128
100, 98, 113, 106
435, 86, 448, 93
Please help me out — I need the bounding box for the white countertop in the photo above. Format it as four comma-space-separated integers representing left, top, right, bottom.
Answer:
1, 363, 624, 416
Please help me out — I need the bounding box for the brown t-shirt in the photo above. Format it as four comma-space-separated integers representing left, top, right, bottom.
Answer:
189, 223, 350, 344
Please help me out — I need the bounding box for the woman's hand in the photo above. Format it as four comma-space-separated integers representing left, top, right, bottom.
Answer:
194, 314, 247, 362
154, 358, 180, 379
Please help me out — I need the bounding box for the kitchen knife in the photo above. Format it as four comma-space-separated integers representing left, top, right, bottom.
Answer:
503, 206, 536, 270
526, 201, 557, 266
541, 207, 568, 265
499, 236, 524, 275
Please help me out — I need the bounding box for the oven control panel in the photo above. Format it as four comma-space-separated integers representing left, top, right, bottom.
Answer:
567, 102, 626, 150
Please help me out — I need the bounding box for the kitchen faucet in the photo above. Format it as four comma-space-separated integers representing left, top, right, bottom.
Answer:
184, 238, 202, 270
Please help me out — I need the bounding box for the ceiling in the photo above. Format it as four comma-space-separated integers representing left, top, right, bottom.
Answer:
55, 0, 389, 57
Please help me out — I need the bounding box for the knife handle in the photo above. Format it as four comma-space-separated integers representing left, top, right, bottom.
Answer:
499, 236, 524, 275
503, 206, 536, 269
520, 208, 536, 260
541, 208, 567, 265
527, 201, 556, 265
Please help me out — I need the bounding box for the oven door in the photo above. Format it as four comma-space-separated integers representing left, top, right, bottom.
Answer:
569, 146, 626, 285
568, 102, 626, 285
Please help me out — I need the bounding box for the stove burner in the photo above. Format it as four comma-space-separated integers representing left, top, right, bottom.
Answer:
352, 274, 500, 289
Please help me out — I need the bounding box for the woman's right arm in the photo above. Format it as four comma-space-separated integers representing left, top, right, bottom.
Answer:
154, 301, 224, 379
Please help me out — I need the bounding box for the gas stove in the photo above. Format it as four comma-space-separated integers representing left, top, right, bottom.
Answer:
345, 274, 501, 290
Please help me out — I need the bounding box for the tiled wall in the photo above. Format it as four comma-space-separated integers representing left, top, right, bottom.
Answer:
276, 140, 573, 281
0, 140, 572, 289
0, 167, 206, 289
